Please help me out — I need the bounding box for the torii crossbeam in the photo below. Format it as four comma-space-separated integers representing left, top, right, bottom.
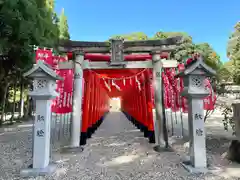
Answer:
58, 36, 183, 69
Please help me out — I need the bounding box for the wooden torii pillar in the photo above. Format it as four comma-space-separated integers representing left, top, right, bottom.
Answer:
58, 36, 183, 149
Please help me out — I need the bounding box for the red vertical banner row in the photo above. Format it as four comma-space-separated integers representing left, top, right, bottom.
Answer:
121, 69, 155, 144
52, 69, 74, 113
162, 65, 216, 113
50, 56, 74, 114
80, 71, 110, 145
35, 49, 74, 114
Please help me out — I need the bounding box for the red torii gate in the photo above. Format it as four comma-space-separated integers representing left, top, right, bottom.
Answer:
58, 37, 181, 146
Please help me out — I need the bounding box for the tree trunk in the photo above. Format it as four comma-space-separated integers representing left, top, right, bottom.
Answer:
18, 79, 24, 118
0, 83, 9, 126
28, 98, 33, 117
28, 83, 34, 117
10, 81, 17, 124
24, 95, 30, 119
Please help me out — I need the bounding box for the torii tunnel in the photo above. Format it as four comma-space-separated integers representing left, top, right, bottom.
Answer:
69, 53, 169, 146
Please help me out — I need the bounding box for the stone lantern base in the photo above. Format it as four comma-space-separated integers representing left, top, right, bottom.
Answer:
181, 160, 222, 174
60, 146, 84, 154
20, 163, 57, 177
181, 161, 209, 174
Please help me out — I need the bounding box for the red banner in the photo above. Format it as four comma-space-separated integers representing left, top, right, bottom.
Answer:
162, 72, 171, 108
203, 79, 216, 110
177, 64, 188, 112
150, 82, 155, 108
55, 69, 73, 113
164, 68, 179, 112
35, 49, 53, 66
51, 55, 74, 114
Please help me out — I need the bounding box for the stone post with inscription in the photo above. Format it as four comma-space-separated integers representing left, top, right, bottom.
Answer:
70, 51, 84, 148
21, 60, 63, 177
152, 52, 165, 149
176, 57, 216, 172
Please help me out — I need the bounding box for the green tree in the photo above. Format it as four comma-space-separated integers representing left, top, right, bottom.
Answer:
59, 8, 70, 40
153, 32, 221, 70
227, 21, 240, 84
0, 0, 59, 81
195, 43, 222, 70
108, 31, 221, 71
46, 0, 54, 11
110, 32, 148, 41
0, 0, 60, 123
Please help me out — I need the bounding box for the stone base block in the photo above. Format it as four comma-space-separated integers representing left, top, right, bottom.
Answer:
60, 146, 84, 154
181, 159, 222, 174
181, 161, 209, 174
20, 164, 56, 177
153, 145, 174, 152
181, 161, 208, 174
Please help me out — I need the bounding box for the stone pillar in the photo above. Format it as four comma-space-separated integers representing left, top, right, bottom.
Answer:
176, 57, 216, 172
232, 102, 240, 140
33, 98, 52, 168
70, 51, 84, 148
152, 53, 164, 147
21, 60, 63, 177
188, 97, 207, 168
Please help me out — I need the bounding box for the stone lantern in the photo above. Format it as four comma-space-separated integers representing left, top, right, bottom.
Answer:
176, 57, 216, 172
21, 60, 63, 177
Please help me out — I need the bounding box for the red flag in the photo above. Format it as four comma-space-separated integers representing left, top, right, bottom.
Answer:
35, 49, 53, 66
203, 79, 216, 110
177, 64, 188, 113
51, 56, 74, 114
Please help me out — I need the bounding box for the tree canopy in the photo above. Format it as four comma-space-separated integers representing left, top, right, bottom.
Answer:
0, 0, 70, 106
59, 8, 70, 40
0, 0, 59, 80
109, 31, 222, 71
226, 22, 240, 84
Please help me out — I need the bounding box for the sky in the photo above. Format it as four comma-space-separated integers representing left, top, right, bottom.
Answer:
55, 0, 240, 62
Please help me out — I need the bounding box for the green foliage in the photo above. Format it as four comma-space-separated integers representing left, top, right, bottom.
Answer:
195, 43, 221, 70
109, 31, 221, 71
227, 21, 240, 84
0, 0, 59, 79
221, 105, 235, 135
0, 0, 60, 106
59, 8, 70, 40
110, 32, 148, 41
8, 88, 27, 103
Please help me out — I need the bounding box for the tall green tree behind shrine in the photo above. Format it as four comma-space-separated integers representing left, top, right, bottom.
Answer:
59, 8, 70, 40
226, 22, 240, 84
109, 31, 221, 71
0, 0, 60, 123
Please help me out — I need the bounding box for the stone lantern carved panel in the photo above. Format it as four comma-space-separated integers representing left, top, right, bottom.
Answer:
33, 79, 47, 91
191, 76, 202, 87
189, 75, 206, 93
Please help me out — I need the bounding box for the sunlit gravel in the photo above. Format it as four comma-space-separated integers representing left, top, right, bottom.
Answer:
0, 112, 237, 180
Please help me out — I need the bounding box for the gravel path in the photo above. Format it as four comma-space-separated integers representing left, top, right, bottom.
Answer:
0, 112, 237, 180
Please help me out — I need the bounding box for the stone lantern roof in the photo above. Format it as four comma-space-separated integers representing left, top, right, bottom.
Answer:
23, 60, 63, 80
175, 57, 216, 78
